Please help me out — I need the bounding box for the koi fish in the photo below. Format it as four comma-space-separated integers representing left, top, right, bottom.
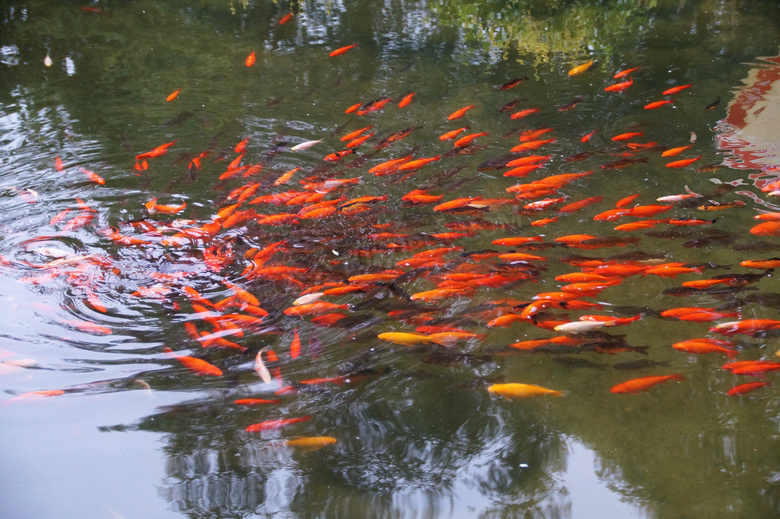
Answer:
163, 347, 222, 376
581, 130, 597, 142
329, 44, 359, 57
488, 383, 564, 398
604, 77, 633, 92
397, 155, 440, 171
166, 89, 181, 102
245, 51, 256, 67
245, 416, 311, 432
499, 77, 528, 89
568, 60, 594, 76
255, 347, 272, 383
510, 108, 539, 120
727, 382, 770, 396
453, 132, 489, 148
79, 167, 105, 185
439, 127, 468, 141
644, 99, 673, 109
662, 145, 692, 157
666, 156, 701, 168
447, 105, 475, 120
291, 139, 322, 152
323, 149, 355, 161
610, 374, 684, 394
614, 67, 640, 78
283, 436, 337, 451
278, 12, 293, 25
612, 131, 643, 141
672, 339, 738, 358
234, 398, 281, 405
662, 83, 692, 96
398, 92, 415, 108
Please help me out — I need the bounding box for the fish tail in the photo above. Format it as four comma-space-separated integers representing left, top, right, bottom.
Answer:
671, 374, 686, 382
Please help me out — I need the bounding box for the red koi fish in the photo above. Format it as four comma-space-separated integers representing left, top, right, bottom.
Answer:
356, 98, 391, 115
340, 125, 374, 142
234, 398, 281, 405
604, 77, 633, 92
727, 382, 770, 396
135, 140, 177, 160
278, 12, 293, 25
398, 92, 415, 108
245, 51, 256, 67
662, 83, 692, 96
581, 130, 597, 142
666, 156, 701, 168
448, 105, 475, 120
644, 99, 673, 109
245, 416, 311, 432
611, 374, 685, 394
163, 347, 222, 376
439, 127, 468, 141
329, 44, 358, 57
402, 189, 443, 204
284, 301, 350, 316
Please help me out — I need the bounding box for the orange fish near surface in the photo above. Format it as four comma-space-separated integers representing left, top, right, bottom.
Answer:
611, 374, 685, 394
166, 89, 181, 102
329, 44, 359, 57
163, 347, 222, 376
245, 51, 256, 67
568, 60, 594, 76
662, 83, 693, 95
604, 77, 633, 92
245, 416, 311, 432
447, 105, 476, 120
666, 156, 701, 168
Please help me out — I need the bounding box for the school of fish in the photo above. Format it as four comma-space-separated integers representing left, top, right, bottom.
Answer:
4, 14, 780, 450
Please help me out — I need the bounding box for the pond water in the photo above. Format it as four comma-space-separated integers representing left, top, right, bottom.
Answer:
2, 1, 780, 517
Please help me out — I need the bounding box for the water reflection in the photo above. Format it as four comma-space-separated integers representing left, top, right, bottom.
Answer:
3, 0, 780, 518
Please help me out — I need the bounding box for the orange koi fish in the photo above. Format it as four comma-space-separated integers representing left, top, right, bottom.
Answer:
323, 149, 355, 161
559, 196, 603, 213
79, 167, 105, 185
439, 127, 468, 141
357, 97, 391, 115
135, 140, 177, 160
611, 131, 643, 141
166, 89, 181, 102
665, 156, 701, 168
284, 301, 350, 316
454, 132, 489, 148
581, 130, 597, 142
397, 155, 440, 172
163, 347, 222, 376
672, 339, 738, 358
402, 189, 443, 204
145, 198, 186, 215
245, 51, 256, 67
711, 319, 780, 336
511, 138, 556, 152
644, 99, 673, 109
398, 92, 415, 108
610, 374, 684, 394
750, 222, 780, 236
245, 416, 311, 432
345, 102, 361, 114
507, 155, 551, 167
488, 383, 564, 398
346, 132, 374, 148
504, 164, 543, 177
278, 12, 293, 25
447, 104, 475, 120
662, 83, 692, 96
329, 44, 359, 57
510, 108, 539, 120
614, 67, 640, 78
740, 258, 780, 269
290, 329, 301, 359
568, 60, 594, 76
604, 77, 633, 92
234, 398, 281, 405
727, 382, 770, 396
340, 125, 374, 142
662, 145, 693, 157
519, 128, 553, 142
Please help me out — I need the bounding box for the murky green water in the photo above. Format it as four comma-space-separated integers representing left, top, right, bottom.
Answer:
2, 1, 780, 517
